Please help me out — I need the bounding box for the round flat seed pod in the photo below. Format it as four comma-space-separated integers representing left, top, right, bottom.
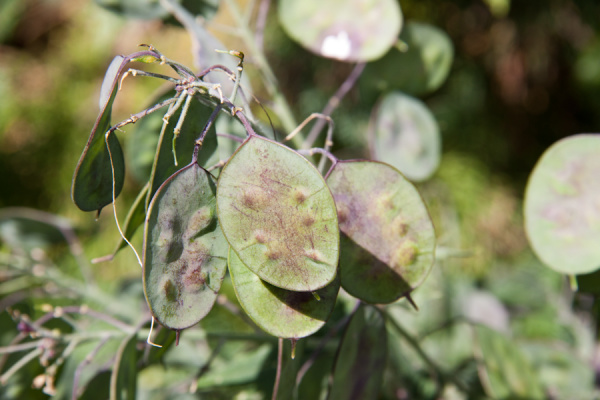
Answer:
278, 0, 402, 62
361, 21, 454, 96
216, 136, 339, 292
228, 249, 339, 339
326, 160, 435, 303
524, 134, 600, 275
369, 92, 441, 182
143, 163, 228, 330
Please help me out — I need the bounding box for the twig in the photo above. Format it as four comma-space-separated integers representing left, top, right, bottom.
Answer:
272, 337, 283, 400
254, 0, 271, 54
304, 62, 366, 149
0, 347, 43, 385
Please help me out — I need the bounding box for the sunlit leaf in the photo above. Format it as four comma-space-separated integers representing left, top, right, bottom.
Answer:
326, 160, 435, 303
72, 55, 126, 212
369, 91, 441, 181
329, 305, 387, 400
524, 134, 600, 274
217, 136, 339, 292
475, 325, 545, 399
278, 0, 402, 62
143, 162, 228, 330
228, 248, 339, 338
362, 22, 454, 96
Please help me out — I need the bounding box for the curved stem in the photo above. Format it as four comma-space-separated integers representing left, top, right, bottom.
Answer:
223, 0, 298, 139
272, 337, 283, 400
304, 62, 366, 149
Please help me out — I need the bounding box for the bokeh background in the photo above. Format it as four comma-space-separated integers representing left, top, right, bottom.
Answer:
1, 0, 600, 397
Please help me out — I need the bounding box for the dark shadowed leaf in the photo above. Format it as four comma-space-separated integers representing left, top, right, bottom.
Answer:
110, 334, 138, 400
72, 55, 126, 212
524, 134, 600, 274
144, 95, 219, 208
474, 325, 545, 399
329, 305, 387, 400
278, 0, 402, 62
143, 163, 228, 330
0, 207, 72, 251
326, 160, 435, 303
362, 21, 454, 96
216, 136, 339, 292
228, 248, 339, 338
369, 92, 441, 182
94, 0, 218, 21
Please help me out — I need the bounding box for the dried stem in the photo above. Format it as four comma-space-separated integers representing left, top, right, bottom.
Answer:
272, 337, 283, 400
304, 62, 366, 149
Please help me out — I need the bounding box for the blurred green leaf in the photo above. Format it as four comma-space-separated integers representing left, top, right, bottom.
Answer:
196, 344, 272, 388
329, 305, 387, 400
474, 325, 545, 399
361, 21, 454, 96
94, 0, 218, 21
110, 334, 137, 400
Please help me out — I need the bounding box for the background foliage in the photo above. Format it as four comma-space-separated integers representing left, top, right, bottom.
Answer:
1, 0, 600, 399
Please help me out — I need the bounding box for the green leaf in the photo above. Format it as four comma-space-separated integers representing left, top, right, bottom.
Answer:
524, 134, 600, 274
362, 22, 454, 96
196, 344, 272, 389
54, 338, 122, 399
72, 55, 126, 212
369, 92, 441, 182
216, 136, 339, 292
0, 207, 72, 251
278, 0, 402, 62
228, 248, 339, 338
326, 161, 436, 303
144, 95, 219, 208
94, 0, 218, 21
110, 334, 138, 400
329, 305, 387, 400
143, 163, 228, 330
474, 325, 545, 400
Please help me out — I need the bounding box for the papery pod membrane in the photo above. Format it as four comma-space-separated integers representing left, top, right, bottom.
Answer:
362, 22, 454, 96
72, 56, 126, 212
524, 134, 600, 274
228, 249, 339, 338
143, 162, 227, 330
328, 305, 387, 400
278, 0, 402, 62
326, 160, 435, 303
216, 136, 339, 292
369, 91, 441, 182
474, 325, 545, 399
